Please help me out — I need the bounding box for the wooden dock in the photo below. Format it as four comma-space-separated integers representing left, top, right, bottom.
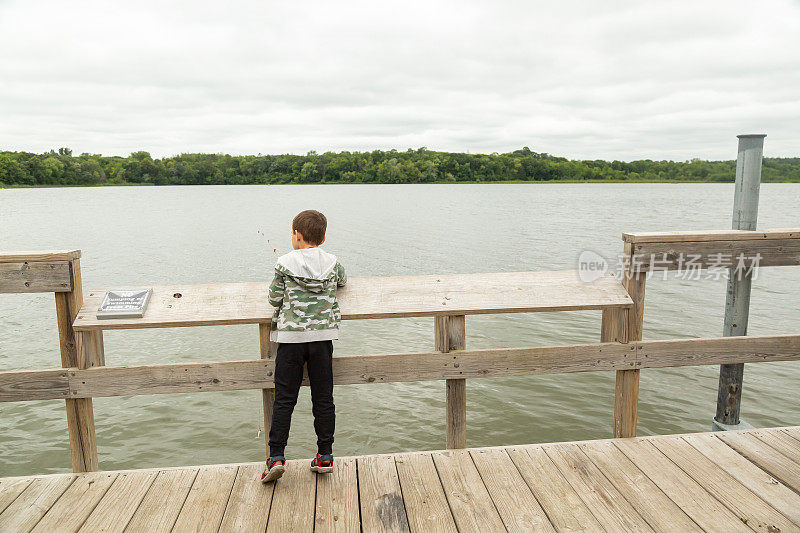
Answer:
2, 426, 800, 532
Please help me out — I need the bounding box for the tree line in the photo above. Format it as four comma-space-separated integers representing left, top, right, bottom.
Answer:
1, 147, 798, 186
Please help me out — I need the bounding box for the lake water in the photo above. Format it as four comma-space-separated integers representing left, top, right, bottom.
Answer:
1, 183, 799, 477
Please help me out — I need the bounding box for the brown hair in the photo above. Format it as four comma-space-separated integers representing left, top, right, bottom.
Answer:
292, 210, 327, 245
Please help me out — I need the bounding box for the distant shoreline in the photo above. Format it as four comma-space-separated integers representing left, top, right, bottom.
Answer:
3, 178, 799, 189
2, 147, 798, 186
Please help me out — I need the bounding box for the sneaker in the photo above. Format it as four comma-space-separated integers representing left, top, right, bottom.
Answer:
310, 453, 334, 474
261, 456, 285, 483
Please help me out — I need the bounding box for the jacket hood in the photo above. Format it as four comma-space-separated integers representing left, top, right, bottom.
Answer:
275, 248, 338, 292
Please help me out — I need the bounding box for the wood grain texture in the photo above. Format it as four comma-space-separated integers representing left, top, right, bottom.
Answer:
508, 446, 604, 532
615, 253, 643, 439
0, 250, 81, 263
601, 307, 627, 344
684, 433, 800, 526
0, 261, 72, 293
266, 460, 317, 533
55, 258, 98, 473
651, 436, 796, 532
614, 438, 755, 531
622, 228, 800, 243
437, 315, 467, 450
357, 454, 409, 533
73, 270, 633, 331
469, 448, 555, 532
315, 456, 360, 533
259, 322, 275, 460
0, 369, 70, 402
630, 238, 800, 269
579, 440, 698, 532
4, 334, 799, 403
80, 331, 105, 368
1, 426, 799, 533
171, 465, 237, 533
718, 431, 800, 494
30, 472, 117, 533
124, 468, 198, 532
0, 475, 75, 532
218, 464, 274, 533
394, 453, 457, 533
78, 470, 158, 533
751, 429, 800, 460
0, 477, 34, 515
431, 450, 506, 532
544, 444, 653, 531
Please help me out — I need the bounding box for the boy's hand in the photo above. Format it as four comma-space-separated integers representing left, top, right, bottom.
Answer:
335, 262, 347, 287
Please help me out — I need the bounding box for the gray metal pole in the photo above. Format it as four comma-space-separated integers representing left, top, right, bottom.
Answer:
713, 134, 766, 430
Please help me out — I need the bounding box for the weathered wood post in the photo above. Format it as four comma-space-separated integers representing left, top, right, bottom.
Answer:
714, 133, 766, 431
259, 322, 276, 459
0, 250, 100, 471
613, 242, 643, 438
436, 315, 466, 449
54, 254, 101, 471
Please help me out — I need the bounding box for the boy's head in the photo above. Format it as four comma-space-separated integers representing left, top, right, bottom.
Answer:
291, 210, 327, 249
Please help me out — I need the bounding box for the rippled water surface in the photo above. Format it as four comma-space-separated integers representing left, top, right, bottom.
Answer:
1, 183, 799, 476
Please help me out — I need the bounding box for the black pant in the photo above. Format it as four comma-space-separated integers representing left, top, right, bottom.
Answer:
268, 340, 335, 457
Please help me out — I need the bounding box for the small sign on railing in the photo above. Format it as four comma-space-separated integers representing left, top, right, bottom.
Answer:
96, 289, 153, 319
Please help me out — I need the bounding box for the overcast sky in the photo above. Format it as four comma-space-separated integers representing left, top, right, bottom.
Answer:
1, 0, 798, 161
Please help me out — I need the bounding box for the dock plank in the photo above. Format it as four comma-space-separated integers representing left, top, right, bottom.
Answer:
266, 459, 317, 533
615, 439, 751, 532
218, 464, 274, 532
315, 456, 360, 533
431, 449, 508, 532
508, 446, 603, 532
651, 436, 797, 532
753, 429, 800, 460
0, 477, 34, 515
469, 448, 554, 532
395, 453, 457, 533
1, 427, 799, 533
172, 464, 237, 533
79, 470, 157, 533
717, 431, 800, 493
124, 468, 198, 532
783, 426, 800, 443
0, 475, 75, 532
578, 440, 698, 532
31, 472, 117, 533
684, 433, 800, 526
357, 454, 409, 533
545, 444, 653, 531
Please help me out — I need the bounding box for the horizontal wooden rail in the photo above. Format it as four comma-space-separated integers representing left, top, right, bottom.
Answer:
622, 228, 800, 269
0, 250, 82, 263
0, 261, 73, 293
2, 334, 798, 403
72, 271, 633, 331
622, 229, 800, 243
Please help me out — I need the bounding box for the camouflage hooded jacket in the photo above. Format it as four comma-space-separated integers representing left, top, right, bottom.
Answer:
268, 247, 347, 343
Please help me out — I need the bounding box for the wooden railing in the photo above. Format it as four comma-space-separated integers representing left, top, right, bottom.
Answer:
1, 229, 799, 473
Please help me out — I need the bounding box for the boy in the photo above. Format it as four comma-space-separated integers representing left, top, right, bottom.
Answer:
261, 209, 347, 483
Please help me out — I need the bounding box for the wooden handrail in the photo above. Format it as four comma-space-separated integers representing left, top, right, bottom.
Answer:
621, 228, 800, 270
3, 231, 799, 472
72, 270, 633, 331
2, 334, 799, 402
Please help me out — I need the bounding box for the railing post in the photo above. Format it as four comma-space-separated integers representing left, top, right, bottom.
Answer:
714, 133, 766, 430
259, 322, 276, 459
54, 257, 99, 472
436, 315, 466, 449
614, 243, 644, 438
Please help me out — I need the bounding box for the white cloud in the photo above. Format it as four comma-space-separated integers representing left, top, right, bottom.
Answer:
1, 0, 798, 161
